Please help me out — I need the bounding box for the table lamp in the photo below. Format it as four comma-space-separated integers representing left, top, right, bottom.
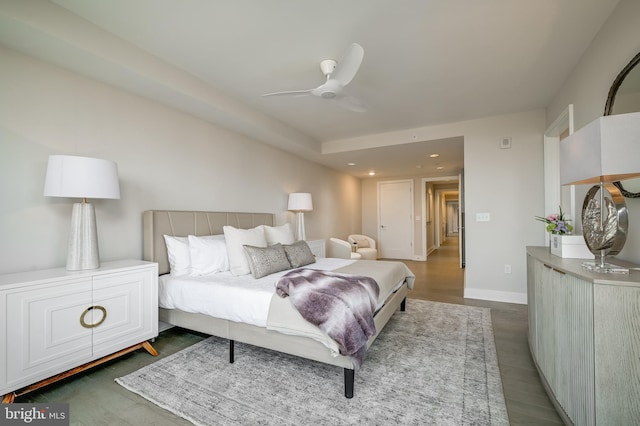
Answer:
288, 193, 313, 241
560, 112, 640, 273
44, 155, 120, 270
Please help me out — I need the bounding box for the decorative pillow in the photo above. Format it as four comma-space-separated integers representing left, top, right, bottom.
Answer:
188, 234, 229, 276
355, 238, 370, 248
283, 240, 316, 268
223, 225, 268, 276
163, 235, 191, 276
262, 224, 295, 245
243, 244, 292, 279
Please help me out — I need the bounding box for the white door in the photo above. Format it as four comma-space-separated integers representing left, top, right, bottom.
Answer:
378, 180, 413, 259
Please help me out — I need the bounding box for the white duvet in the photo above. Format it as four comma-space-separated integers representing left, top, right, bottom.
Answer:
159, 258, 354, 327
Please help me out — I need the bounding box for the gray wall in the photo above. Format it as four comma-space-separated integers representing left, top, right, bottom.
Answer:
0, 46, 361, 274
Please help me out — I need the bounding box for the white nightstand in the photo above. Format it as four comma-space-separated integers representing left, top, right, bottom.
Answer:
305, 239, 326, 258
0, 260, 158, 402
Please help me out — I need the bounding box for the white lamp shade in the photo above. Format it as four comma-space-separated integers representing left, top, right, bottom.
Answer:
44, 155, 120, 199
288, 192, 313, 211
560, 112, 640, 185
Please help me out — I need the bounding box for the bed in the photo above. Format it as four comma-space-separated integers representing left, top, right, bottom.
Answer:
143, 210, 414, 398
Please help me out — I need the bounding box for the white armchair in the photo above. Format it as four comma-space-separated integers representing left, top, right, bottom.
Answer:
347, 234, 378, 260
328, 238, 362, 260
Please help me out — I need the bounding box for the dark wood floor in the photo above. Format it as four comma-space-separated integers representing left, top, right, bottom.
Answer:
15, 237, 563, 425
399, 236, 563, 425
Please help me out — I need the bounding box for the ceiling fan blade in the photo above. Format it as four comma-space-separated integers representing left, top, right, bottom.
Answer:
330, 43, 364, 86
262, 89, 312, 97
335, 92, 367, 112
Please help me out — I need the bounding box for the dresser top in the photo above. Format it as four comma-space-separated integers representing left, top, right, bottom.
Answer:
527, 246, 640, 287
0, 260, 157, 288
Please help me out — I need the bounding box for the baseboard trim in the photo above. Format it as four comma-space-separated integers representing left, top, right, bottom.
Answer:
464, 288, 527, 305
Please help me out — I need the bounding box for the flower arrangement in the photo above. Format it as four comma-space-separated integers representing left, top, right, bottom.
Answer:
535, 207, 573, 235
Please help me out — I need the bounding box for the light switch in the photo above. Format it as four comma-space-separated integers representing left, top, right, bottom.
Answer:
476, 212, 491, 222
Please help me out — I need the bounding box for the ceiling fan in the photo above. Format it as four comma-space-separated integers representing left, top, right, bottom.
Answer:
262, 43, 367, 112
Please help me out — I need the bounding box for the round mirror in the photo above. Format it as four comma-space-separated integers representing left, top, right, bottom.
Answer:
604, 51, 640, 198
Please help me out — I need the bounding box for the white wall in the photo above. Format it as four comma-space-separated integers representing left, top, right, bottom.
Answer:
0, 46, 361, 274
462, 111, 545, 303
547, 0, 640, 264
360, 110, 546, 304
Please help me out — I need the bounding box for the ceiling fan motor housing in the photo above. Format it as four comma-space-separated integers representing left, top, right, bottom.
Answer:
314, 78, 342, 98
320, 59, 337, 77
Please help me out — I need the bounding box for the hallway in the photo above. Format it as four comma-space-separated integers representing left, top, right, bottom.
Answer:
402, 236, 465, 304
395, 237, 563, 425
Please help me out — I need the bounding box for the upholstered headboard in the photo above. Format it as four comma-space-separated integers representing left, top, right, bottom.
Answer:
143, 210, 275, 275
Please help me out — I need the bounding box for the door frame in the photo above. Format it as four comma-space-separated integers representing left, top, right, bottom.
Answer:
421, 176, 459, 260
377, 179, 414, 260
544, 104, 575, 245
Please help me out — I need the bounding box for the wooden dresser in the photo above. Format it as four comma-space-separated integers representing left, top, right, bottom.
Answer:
527, 246, 640, 425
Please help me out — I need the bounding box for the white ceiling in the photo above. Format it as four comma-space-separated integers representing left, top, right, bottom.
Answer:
0, 0, 620, 178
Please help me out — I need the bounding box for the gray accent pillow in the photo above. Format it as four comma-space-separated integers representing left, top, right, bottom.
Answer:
283, 241, 316, 268
243, 243, 292, 279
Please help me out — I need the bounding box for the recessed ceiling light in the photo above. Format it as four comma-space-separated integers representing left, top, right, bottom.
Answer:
368, 171, 376, 176
429, 154, 440, 158
347, 162, 356, 166
437, 166, 444, 170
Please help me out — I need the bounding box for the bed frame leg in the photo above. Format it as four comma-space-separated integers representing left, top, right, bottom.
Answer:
344, 368, 354, 398
229, 340, 235, 363
400, 297, 406, 312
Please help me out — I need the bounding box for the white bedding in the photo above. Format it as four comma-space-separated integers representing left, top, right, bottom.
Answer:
159, 258, 355, 327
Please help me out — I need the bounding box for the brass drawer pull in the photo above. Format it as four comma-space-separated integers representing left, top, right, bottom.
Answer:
80, 305, 107, 329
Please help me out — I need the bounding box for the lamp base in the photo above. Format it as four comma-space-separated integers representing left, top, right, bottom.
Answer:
67, 202, 100, 271
295, 211, 306, 241
581, 261, 628, 274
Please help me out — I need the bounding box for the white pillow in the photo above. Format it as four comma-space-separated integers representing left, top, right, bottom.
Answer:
223, 225, 268, 276
262, 224, 295, 245
188, 234, 228, 276
163, 235, 190, 276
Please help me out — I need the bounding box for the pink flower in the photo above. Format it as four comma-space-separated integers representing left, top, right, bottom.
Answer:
535, 207, 573, 235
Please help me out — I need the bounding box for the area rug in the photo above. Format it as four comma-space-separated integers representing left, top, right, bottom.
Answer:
116, 299, 509, 425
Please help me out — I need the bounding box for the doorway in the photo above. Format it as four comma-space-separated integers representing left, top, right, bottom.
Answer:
446, 201, 459, 236
421, 176, 461, 264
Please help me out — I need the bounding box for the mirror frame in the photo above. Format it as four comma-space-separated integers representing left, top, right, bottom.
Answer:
604, 51, 640, 198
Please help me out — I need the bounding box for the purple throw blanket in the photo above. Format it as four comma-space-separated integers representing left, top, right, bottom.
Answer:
275, 268, 380, 369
